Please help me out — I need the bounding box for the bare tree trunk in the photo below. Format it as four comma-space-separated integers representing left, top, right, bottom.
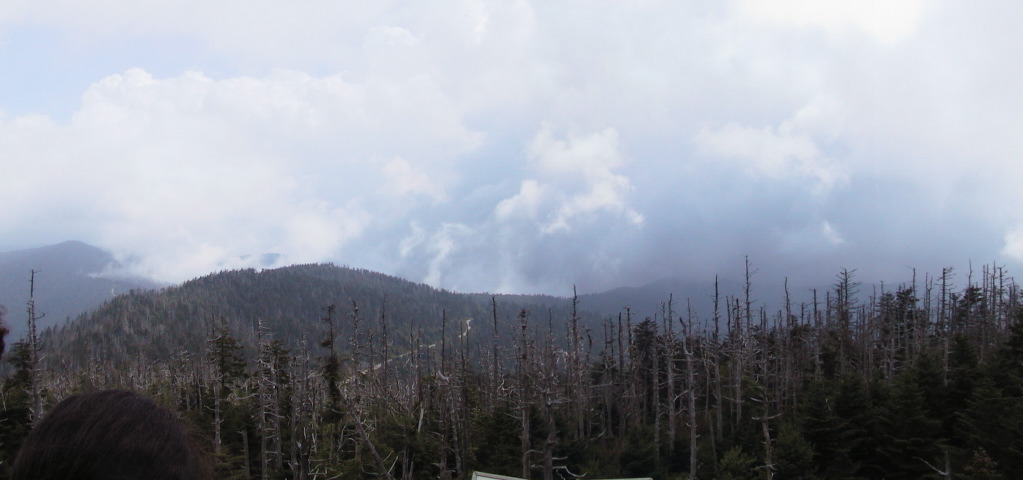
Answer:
783, 278, 794, 408
652, 316, 662, 469
241, 429, 251, 480
712, 277, 724, 448
257, 321, 273, 480
541, 310, 559, 480
213, 382, 223, 456
617, 312, 628, 442
570, 286, 585, 440
354, 407, 396, 480
940, 267, 953, 386
544, 400, 557, 480
683, 305, 699, 479
517, 309, 533, 480
351, 300, 362, 375
492, 296, 501, 409
381, 298, 390, 396
521, 403, 532, 480
758, 407, 775, 480
26, 270, 45, 424
732, 298, 744, 434
665, 296, 678, 453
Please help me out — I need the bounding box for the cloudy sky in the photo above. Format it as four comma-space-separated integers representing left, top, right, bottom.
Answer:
1, 0, 1021, 297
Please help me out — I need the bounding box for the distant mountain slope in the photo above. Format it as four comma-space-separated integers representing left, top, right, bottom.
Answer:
578, 276, 749, 321
42, 263, 591, 367
0, 241, 157, 340
35, 257, 778, 368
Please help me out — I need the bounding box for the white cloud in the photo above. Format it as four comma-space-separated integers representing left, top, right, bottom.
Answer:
399, 222, 427, 258
737, 0, 924, 45
495, 179, 546, 221
0, 67, 482, 282
695, 122, 847, 194
365, 25, 419, 48
285, 202, 369, 253
822, 221, 844, 246
423, 223, 475, 287
516, 126, 644, 234
1001, 227, 1023, 264
382, 157, 447, 202
4, 1, 1023, 294
774, 220, 846, 258
390, 126, 647, 293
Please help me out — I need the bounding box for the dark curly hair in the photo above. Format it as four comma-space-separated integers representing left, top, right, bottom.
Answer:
11, 389, 211, 480
0, 305, 8, 358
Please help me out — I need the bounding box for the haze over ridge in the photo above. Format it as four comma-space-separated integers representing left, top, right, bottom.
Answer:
2, 1, 1021, 295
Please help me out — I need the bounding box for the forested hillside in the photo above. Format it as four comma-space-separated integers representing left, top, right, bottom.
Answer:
2, 262, 1023, 479
36, 263, 580, 368
0, 241, 157, 338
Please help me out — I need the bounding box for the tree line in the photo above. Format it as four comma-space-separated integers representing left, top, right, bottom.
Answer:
2, 261, 1023, 479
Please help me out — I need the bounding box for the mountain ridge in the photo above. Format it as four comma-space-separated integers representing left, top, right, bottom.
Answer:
6, 241, 785, 367
40, 262, 599, 367
0, 241, 158, 340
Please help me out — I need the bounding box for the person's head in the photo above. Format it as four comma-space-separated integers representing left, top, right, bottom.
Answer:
11, 389, 210, 480
0, 305, 8, 357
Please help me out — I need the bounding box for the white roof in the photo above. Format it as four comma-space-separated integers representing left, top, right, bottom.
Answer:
471, 472, 652, 480
472, 473, 526, 480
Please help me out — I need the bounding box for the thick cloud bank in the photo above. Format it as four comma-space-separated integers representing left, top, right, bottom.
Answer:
2, 1, 1023, 294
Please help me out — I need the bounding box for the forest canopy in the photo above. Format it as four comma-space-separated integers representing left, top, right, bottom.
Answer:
1, 262, 1021, 479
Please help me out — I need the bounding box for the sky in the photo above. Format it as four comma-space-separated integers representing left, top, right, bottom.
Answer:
2, 0, 1022, 298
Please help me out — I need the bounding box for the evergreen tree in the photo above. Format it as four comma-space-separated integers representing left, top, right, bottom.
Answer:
874, 368, 944, 479
8, 263, 1023, 479
772, 422, 819, 480
716, 446, 758, 480
960, 317, 1023, 476
472, 404, 524, 476
0, 341, 35, 478
800, 379, 858, 478
960, 448, 1004, 480
209, 323, 247, 388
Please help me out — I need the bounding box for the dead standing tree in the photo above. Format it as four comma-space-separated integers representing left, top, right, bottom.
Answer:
490, 296, 503, 410
663, 296, 678, 455
751, 308, 780, 480
683, 301, 700, 479
320, 304, 341, 409
568, 287, 587, 441
515, 308, 534, 480
206, 317, 247, 457
435, 309, 455, 480
255, 319, 290, 480
288, 339, 318, 480
25, 270, 44, 424
344, 300, 395, 480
